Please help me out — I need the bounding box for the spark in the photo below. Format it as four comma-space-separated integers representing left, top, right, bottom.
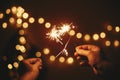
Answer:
46, 23, 74, 58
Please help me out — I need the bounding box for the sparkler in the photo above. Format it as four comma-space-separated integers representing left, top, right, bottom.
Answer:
46, 23, 74, 58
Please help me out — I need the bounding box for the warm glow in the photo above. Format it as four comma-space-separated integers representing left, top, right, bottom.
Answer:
69, 30, 75, 36
38, 17, 44, 24
76, 32, 82, 39
17, 55, 24, 61
107, 25, 112, 31
19, 45, 26, 53
59, 57, 65, 63
67, 57, 74, 64
29, 17, 35, 23
19, 36, 26, 44
2, 22, 7, 29
8, 64, 13, 69
13, 62, 19, 68
45, 22, 51, 28
105, 40, 111, 46
19, 29, 25, 35
114, 40, 119, 47
49, 55, 56, 61
22, 22, 29, 28
84, 34, 91, 41
15, 44, 20, 50
22, 12, 29, 19
35, 51, 42, 57
100, 32, 106, 39
6, 9, 11, 14
9, 17, 15, 24
17, 18, 22, 24
11, 6, 17, 14
115, 26, 120, 32
43, 48, 50, 55
93, 33, 99, 41
0, 13, 4, 19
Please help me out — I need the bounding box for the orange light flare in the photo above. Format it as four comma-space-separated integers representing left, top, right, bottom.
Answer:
46, 23, 75, 58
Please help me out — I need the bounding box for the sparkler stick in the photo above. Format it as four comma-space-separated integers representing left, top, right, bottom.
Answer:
55, 37, 71, 58
46, 23, 74, 58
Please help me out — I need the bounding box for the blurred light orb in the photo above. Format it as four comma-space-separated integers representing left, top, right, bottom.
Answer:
29, 17, 35, 23
67, 57, 74, 64
2, 22, 7, 29
69, 30, 75, 36
22, 12, 29, 19
76, 32, 82, 39
43, 48, 50, 55
11, 6, 17, 14
9, 17, 15, 24
8, 64, 13, 69
107, 25, 112, 31
19, 36, 26, 44
6, 9, 11, 14
17, 18, 22, 24
35, 51, 42, 57
100, 32, 106, 39
0, 13, 4, 19
49, 55, 56, 61
17, 55, 24, 61
93, 33, 99, 41
115, 26, 120, 32
13, 62, 19, 68
45, 22, 51, 28
38, 17, 45, 24
59, 57, 65, 63
84, 34, 91, 41
105, 40, 111, 46
22, 22, 29, 28
114, 40, 119, 47
19, 29, 25, 35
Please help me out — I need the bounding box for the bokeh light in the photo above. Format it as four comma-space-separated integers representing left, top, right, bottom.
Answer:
105, 40, 111, 46
114, 40, 119, 47
49, 55, 56, 61
38, 17, 45, 24
59, 56, 65, 63
107, 25, 113, 31
93, 33, 99, 41
84, 34, 91, 41
100, 32, 106, 39
35, 51, 42, 57
17, 55, 24, 61
29, 17, 35, 23
69, 30, 75, 36
2, 22, 8, 29
0, 13, 4, 19
22, 22, 29, 28
8, 64, 13, 69
43, 48, 50, 55
45, 22, 51, 28
115, 26, 120, 32
76, 32, 82, 39
66, 57, 74, 64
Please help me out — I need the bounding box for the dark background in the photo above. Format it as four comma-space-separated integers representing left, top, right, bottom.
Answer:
0, 0, 120, 80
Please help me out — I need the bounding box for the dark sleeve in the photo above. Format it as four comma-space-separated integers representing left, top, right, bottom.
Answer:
93, 49, 119, 80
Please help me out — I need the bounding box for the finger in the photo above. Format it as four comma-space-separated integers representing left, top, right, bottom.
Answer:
74, 52, 78, 56
34, 58, 42, 69
75, 48, 90, 56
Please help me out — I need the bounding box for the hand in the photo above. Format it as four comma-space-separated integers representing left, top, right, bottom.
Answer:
74, 44, 101, 74
19, 58, 42, 80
